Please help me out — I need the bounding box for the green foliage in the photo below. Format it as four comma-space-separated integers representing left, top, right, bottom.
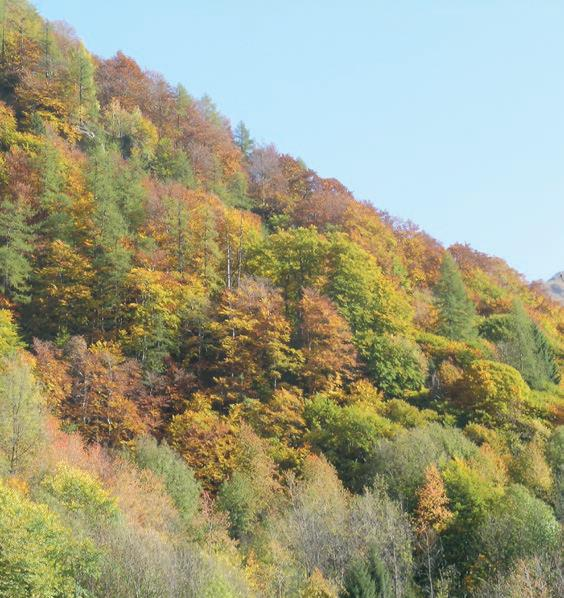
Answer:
218, 427, 278, 540
477, 484, 560, 575
341, 550, 392, 598
42, 463, 119, 522
0, 310, 21, 357
151, 137, 195, 186
480, 302, 560, 388
434, 253, 476, 341
0, 354, 44, 475
133, 435, 201, 525
546, 426, 564, 520
360, 334, 427, 398
305, 395, 397, 491
0, 480, 99, 597
325, 233, 412, 338
0, 198, 35, 303
233, 121, 254, 157
370, 424, 478, 508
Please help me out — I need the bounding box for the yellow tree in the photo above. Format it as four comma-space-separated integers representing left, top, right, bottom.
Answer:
414, 464, 453, 598
213, 277, 302, 403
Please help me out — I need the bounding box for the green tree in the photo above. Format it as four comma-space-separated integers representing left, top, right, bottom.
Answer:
0, 198, 34, 303
325, 234, 412, 339
0, 480, 99, 597
361, 333, 427, 398
305, 395, 396, 491
233, 121, 254, 157
341, 551, 392, 598
434, 253, 476, 341
477, 484, 559, 576
481, 302, 560, 388
218, 427, 278, 540
133, 435, 201, 525
0, 354, 44, 475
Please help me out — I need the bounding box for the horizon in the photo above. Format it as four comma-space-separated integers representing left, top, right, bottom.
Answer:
34, 0, 564, 281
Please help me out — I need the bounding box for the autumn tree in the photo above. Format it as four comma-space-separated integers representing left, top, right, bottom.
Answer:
298, 288, 357, 392
61, 337, 147, 446
212, 277, 301, 402
167, 392, 238, 491
414, 465, 453, 598
456, 359, 530, 427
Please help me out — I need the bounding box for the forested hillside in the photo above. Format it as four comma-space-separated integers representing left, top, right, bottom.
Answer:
0, 1, 562, 596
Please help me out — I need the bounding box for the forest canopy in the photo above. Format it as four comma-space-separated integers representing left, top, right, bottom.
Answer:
0, 1, 562, 596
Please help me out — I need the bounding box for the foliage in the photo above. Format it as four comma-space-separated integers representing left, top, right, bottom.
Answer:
0, 1, 561, 595
455, 359, 530, 426
434, 253, 476, 341
0, 480, 99, 597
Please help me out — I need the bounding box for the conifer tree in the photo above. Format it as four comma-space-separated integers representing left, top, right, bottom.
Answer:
434, 253, 476, 341
233, 121, 254, 157
0, 198, 34, 304
496, 301, 560, 389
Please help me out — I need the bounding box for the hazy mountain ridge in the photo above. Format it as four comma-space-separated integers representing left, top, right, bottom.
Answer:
546, 271, 564, 304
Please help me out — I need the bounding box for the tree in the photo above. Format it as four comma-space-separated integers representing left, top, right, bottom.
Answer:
218, 426, 279, 540
0, 480, 99, 597
341, 551, 392, 598
298, 288, 357, 392
67, 42, 98, 127
480, 302, 560, 389
167, 393, 238, 492
233, 121, 254, 157
361, 334, 427, 398
477, 485, 559, 578
434, 253, 476, 341
29, 239, 95, 337
0, 353, 44, 475
325, 233, 413, 339
0, 198, 34, 304
414, 465, 453, 598
0, 310, 20, 357
456, 359, 530, 426
305, 395, 396, 492
213, 277, 301, 402
61, 338, 147, 446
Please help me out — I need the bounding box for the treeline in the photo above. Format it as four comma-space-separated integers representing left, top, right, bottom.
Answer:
0, 1, 562, 596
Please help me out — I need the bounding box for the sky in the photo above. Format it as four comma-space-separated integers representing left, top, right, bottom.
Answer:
34, 0, 564, 281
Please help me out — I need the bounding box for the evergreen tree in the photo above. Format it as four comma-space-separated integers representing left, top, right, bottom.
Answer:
0, 199, 34, 304
490, 301, 561, 389
35, 139, 74, 242
434, 253, 476, 341
341, 550, 392, 598
67, 43, 98, 127
88, 147, 133, 332
233, 121, 254, 157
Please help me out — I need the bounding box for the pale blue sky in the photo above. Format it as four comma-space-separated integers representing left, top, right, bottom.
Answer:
34, 0, 564, 281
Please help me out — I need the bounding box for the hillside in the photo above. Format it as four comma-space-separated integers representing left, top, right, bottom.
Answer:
0, 1, 562, 597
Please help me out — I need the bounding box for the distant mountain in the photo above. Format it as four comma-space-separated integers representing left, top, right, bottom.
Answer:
546, 272, 564, 304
